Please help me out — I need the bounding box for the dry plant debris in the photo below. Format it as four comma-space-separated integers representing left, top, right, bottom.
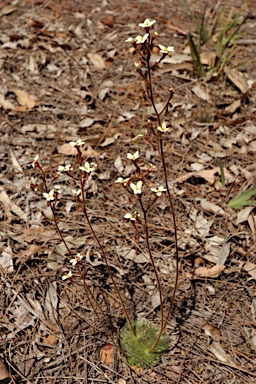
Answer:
1, 0, 256, 383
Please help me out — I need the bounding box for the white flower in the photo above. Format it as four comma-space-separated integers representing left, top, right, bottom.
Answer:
134, 33, 149, 44
62, 271, 73, 280
115, 177, 130, 186
69, 139, 84, 147
57, 164, 72, 172
70, 253, 83, 266
138, 19, 156, 28
32, 154, 39, 168
72, 189, 81, 197
125, 37, 135, 43
130, 180, 143, 194
127, 151, 139, 161
43, 190, 55, 201
79, 162, 97, 173
157, 122, 169, 133
54, 185, 62, 193
151, 186, 167, 196
134, 62, 141, 70
158, 44, 175, 54
124, 212, 140, 221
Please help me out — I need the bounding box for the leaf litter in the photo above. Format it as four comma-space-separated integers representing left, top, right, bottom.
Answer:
1, 0, 256, 383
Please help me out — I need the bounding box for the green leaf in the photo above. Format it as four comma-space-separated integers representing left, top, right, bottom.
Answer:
228, 186, 256, 209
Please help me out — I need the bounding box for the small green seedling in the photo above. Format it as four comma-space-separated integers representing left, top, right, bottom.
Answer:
120, 319, 169, 367
228, 186, 256, 209
183, 1, 247, 78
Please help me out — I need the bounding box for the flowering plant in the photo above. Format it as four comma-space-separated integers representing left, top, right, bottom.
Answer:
31, 18, 178, 368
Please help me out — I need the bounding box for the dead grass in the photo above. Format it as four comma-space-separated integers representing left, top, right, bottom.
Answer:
0, 0, 256, 383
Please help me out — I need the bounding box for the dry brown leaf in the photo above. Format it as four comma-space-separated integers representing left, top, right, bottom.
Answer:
100, 15, 115, 28
236, 206, 254, 225
0, 188, 28, 222
9, 148, 23, 174
204, 323, 221, 341
243, 261, 256, 280
217, 241, 230, 266
0, 358, 10, 381
0, 246, 13, 273
209, 341, 229, 362
225, 99, 241, 114
12, 89, 36, 109
114, 155, 124, 173
0, 5, 17, 16
87, 52, 106, 70
58, 143, 78, 156
117, 379, 127, 384
18, 244, 44, 261
100, 344, 114, 365
58, 143, 99, 158
0, 93, 15, 110
100, 133, 121, 147
42, 334, 57, 346
224, 67, 249, 94
22, 228, 56, 243
200, 199, 225, 216
195, 167, 234, 184
193, 265, 225, 278
200, 51, 216, 66
248, 140, 256, 152
192, 85, 211, 103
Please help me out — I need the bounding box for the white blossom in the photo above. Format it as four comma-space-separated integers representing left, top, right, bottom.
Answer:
57, 164, 72, 172
134, 62, 141, 70
32, 154, 39, 168
72, 189, 81, 197
124, 212, 140, 221
157, 122, 169, 133
70, 253, 83, 266
79, 162, 97, 173
130, 180, 143, 194
125, 37, 135, 43
62, 271, 73, 280
138, 19, 156, 28
158, 44, 175, 54
151, 185, 167, 196
115, 177, 130, 186
127, 151, 139, 161
43, 190, 55, 201
69, 139, 84, 147
54, 185, 62, 193
134, 33, 149, 44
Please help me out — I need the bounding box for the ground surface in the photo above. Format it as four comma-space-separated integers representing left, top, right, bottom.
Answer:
0, 0, 256, 383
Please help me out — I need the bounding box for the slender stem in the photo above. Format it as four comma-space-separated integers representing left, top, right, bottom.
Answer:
139, 199, 164, 335
50, 204, 73, 257
146, 55, 161, 126
80, 180, 136, 337
150, 138, 179, 351
77, 265, 120, 346
144, 35, 179, 352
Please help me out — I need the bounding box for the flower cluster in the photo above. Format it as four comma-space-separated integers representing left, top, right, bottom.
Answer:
61, 253, 84, 280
